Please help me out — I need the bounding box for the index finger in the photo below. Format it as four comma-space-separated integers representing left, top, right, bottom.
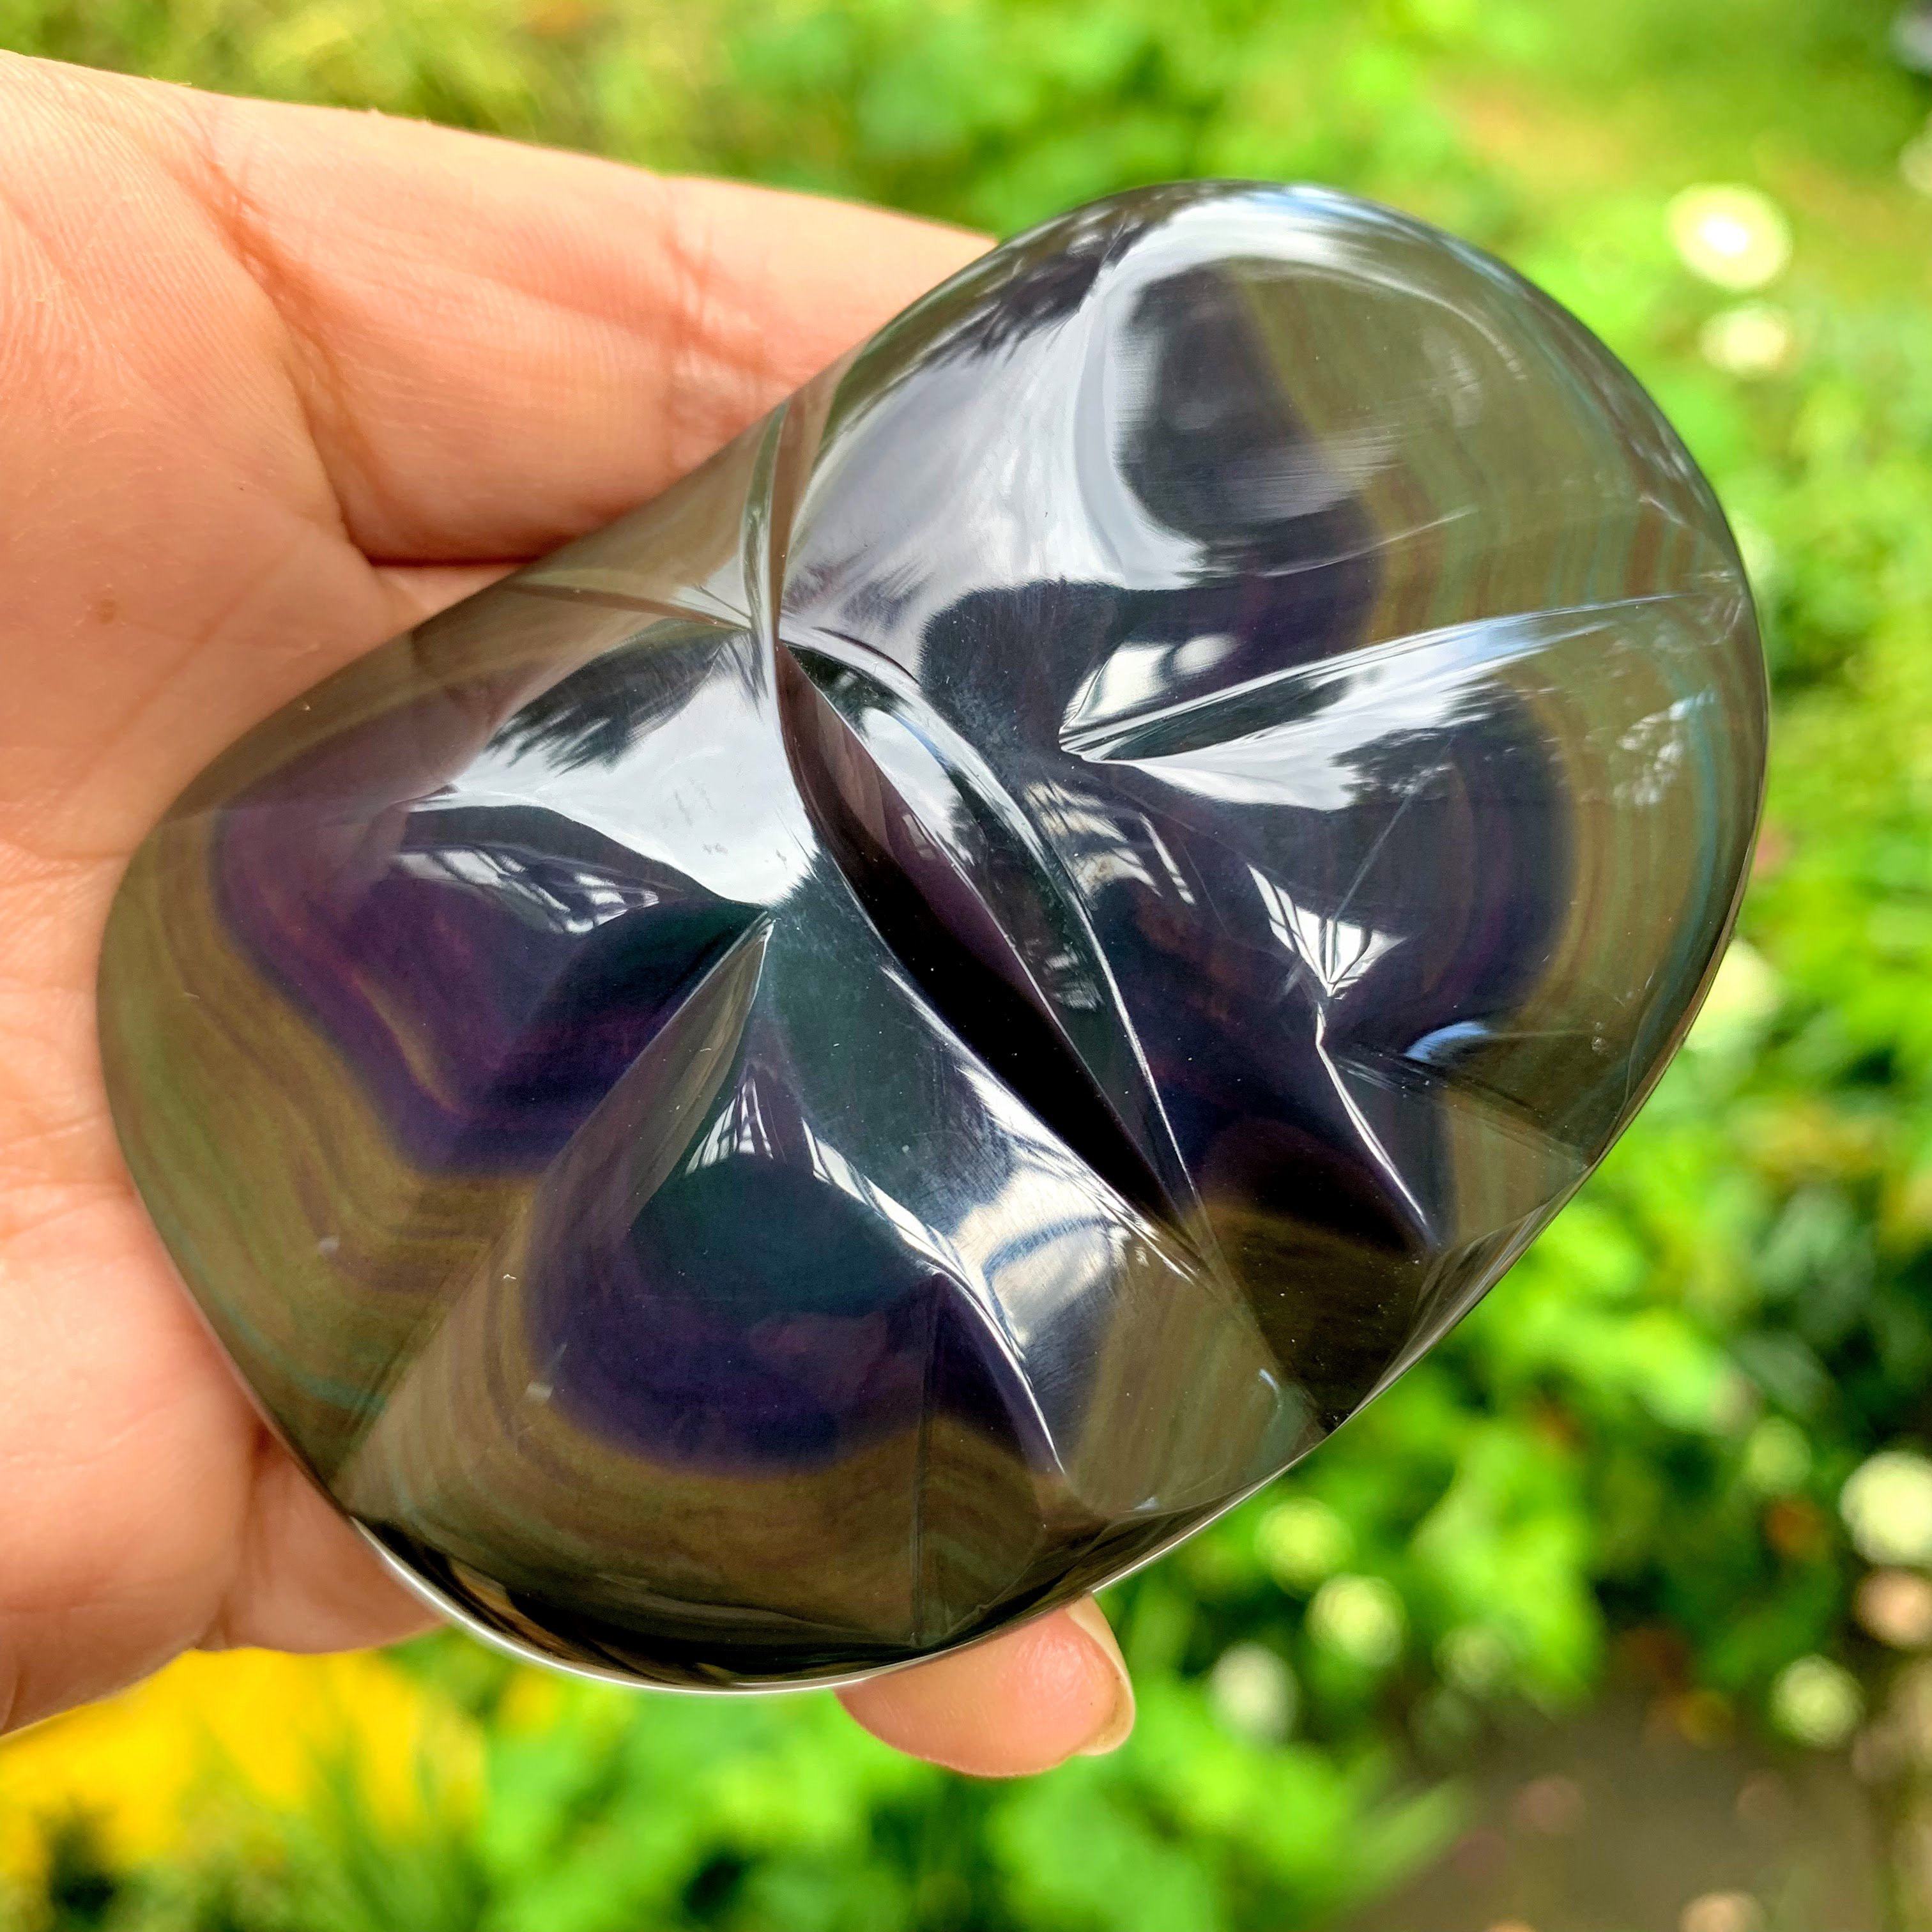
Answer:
14, 54, 985, 564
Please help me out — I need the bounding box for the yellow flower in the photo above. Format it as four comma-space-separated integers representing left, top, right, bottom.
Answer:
1666, 185, 1793, 291
0, 1648, 479, 1882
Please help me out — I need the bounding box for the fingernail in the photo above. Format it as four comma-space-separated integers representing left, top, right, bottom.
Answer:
1065, 1597, 1135, 1756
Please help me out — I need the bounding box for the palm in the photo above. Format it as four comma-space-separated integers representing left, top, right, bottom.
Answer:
0, 54, 1129, 1772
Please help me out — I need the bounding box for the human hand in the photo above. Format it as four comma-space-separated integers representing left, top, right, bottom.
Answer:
0, 53, 1133, 1774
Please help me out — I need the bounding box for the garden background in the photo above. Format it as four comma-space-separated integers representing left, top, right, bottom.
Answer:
4, 1, 1932, 1927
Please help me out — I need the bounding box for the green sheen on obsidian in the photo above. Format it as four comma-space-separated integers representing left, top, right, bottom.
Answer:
97, 184, 1766, 1689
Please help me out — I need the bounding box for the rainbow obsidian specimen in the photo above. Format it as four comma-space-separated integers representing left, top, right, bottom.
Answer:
98, 184, 1766, 1689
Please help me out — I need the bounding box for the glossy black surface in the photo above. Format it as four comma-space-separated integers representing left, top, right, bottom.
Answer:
98, 184, 1767, 1687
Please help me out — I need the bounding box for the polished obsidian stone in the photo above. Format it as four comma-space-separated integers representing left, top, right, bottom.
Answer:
98, 183, 1766, 1689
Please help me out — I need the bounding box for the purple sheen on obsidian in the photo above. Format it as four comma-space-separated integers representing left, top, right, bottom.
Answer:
97, 183, 1767, 1689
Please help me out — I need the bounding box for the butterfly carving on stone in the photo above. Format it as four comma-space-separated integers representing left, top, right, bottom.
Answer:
99, 183, 1764, 1689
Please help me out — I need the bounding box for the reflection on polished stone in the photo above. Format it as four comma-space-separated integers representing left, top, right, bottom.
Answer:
98, 184, 1766, 1689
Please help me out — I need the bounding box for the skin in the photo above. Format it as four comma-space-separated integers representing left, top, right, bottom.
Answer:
0, 53, 1134, 1775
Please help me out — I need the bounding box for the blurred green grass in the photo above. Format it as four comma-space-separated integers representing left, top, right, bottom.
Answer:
6, 2, 1932, 1928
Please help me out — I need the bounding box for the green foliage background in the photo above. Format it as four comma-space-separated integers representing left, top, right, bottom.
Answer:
6, 1, 1932, 1926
